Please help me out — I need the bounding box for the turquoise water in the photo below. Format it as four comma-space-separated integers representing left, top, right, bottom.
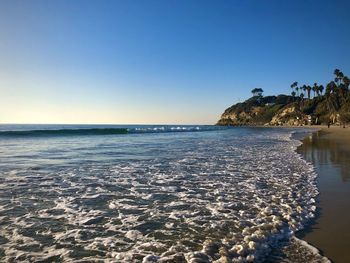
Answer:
0, 125, 325, 262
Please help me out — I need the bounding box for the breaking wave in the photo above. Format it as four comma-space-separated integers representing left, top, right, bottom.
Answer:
0, 125, 223, 137
0, 128, 128, 137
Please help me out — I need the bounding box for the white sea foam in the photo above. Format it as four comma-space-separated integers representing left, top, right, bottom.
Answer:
0, 127, 329, 262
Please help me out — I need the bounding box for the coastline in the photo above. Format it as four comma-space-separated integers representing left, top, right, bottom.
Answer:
296, 126, 350, 263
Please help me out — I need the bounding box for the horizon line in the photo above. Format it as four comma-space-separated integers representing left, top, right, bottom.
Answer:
0, 122, 216, 126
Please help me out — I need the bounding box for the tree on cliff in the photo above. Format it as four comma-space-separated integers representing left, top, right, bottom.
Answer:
312, 83, 318, 98
306, 85, 312, 99
318, 85, 324, 96
291, 82, 298, 96
325, 81, 337, 96
343, 76, 350, 88
334, 69, 344, 86
301, 85, 307, 99
251, 88, 264, 97
291, 91, 296, 100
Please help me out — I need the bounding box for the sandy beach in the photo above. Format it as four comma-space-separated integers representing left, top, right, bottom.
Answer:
297, 126, 350, 263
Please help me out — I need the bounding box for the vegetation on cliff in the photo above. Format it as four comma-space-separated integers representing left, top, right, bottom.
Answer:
217, 69, 350, 126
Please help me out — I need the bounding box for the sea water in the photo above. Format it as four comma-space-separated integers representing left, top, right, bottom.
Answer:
0, 125, 329, 262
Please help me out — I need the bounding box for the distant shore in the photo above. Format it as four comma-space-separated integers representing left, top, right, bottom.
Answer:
296, 126, 350, 263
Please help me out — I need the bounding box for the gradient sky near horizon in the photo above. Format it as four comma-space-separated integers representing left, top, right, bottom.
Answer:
1, 0, 350, 124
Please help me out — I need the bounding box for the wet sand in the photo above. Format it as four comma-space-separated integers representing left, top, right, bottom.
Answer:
297, 127, 350, 263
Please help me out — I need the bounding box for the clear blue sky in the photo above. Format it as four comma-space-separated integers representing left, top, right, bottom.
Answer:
1, 0, 350, 124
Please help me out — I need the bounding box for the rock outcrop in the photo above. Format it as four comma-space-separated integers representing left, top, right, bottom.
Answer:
217, 69, 350, 126
216, 95, 339, 126
217, 95, 298, 126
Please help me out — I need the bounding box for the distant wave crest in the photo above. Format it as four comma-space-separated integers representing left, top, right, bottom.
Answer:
0, 128, 129, 137
0, 126, 222, 137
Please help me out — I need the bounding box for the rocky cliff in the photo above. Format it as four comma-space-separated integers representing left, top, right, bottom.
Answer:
217, 94, 350, 126
217, 69, 350, 126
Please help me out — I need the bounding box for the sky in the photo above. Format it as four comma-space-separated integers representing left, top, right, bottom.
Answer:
1, 0, 350, 125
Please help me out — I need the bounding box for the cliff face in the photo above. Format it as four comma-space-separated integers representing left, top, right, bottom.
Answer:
269, 105, 312, 126
216, 94, 349, 126
217, 95, 298, 126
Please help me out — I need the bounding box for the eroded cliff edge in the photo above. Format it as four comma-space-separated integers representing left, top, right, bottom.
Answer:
217, 94, 350, 126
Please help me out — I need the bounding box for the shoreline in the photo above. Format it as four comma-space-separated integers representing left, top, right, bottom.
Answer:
296, 126, 350, 263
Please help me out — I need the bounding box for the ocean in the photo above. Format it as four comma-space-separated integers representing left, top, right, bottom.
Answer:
0, 125, 329, 262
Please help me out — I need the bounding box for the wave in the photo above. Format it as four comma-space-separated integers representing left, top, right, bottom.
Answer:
0, 126, 223, 137
0, 127, 324, 262
0, 128, 129, 137
268, 237, 331, 263
0, 128, 320, 262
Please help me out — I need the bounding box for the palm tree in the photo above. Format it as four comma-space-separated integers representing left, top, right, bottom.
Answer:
334, 69, 344, 86
334, 69, 340, 83
318, 85, 324, 96
312, 83, 318, 98
291, 91, 296, 100
301, 85, 307, 99
338, 83, 348, 101
290, 81, 298, 95
333, 71, 349, 100
325, 81, 337, 96
343, 76, 350, 89
306, 85, 312, 99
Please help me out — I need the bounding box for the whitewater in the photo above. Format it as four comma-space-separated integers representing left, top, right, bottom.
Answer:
0, 125, 330, 262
